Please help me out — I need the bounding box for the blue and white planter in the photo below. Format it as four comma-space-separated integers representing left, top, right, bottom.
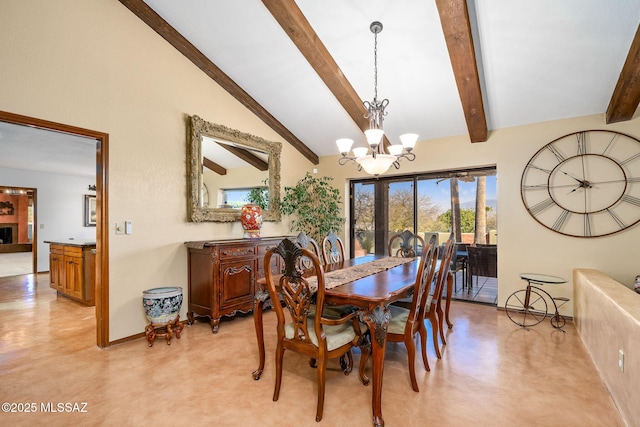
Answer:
142, 286, 183, 324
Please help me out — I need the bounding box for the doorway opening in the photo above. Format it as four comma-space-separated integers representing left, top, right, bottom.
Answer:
0, 186, 36, 277
0, 110, 109, 347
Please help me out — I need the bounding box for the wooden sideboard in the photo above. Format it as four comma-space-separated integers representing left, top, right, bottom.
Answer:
184, 237, 291, 333
45, 240, 96, 306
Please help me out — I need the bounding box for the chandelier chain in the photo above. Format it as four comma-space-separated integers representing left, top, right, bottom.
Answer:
373, 30, 378, 102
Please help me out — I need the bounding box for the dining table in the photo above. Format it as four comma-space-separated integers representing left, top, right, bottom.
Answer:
252, 254, 437, 427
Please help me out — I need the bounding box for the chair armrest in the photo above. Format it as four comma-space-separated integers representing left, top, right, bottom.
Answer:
320, 310, 359, 325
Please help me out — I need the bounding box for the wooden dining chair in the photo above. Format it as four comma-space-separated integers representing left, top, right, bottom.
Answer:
392, 234, 437, 310
297, 232, 360, 336
264, 238, 370, 422
432, 237, 455, 354
388, 230, 425, 257
296, 231, 322, 269
322, 230, 345, 265
386, 240, 439, 392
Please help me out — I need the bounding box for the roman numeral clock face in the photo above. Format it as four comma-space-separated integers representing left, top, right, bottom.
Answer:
521, 130, 640, 237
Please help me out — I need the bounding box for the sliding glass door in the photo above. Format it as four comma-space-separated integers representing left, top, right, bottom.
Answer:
349, 167, 497, 257
352, 182, 375, 257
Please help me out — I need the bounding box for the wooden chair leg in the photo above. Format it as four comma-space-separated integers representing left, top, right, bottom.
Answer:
436, 302, 446, 346
405, 337, 419, 392
273, 343, 284, 401
358, 335, 371, 386
429, 314, 441, 359
418, 323, 430, 372
339, 350, 353, 375
316, 356, 327, 422
445, 273, 454, 330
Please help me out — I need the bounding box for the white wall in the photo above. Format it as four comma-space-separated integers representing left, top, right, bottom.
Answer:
0, 167, 97, 272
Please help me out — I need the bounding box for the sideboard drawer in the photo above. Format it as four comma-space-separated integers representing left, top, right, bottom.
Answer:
219, 245, 257, 259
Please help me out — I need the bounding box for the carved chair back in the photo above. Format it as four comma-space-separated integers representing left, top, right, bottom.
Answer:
322, 230, 345, 265
296, 231, 322, 269
408, 242, 440, 329
388, 230, 426, 257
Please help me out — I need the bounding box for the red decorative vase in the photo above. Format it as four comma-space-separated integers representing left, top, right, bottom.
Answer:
241, 203, 263, 238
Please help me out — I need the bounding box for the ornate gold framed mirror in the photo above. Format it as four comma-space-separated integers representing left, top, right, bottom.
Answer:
187, 115, 281, 222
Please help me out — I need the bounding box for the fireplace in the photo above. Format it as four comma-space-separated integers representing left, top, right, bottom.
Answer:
0, 224, 17, 244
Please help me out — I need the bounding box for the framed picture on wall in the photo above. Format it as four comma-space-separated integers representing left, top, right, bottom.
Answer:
84, 194, 96, 227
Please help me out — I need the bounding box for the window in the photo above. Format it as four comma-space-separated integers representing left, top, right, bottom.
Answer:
349, 167, 497, 257
220, 186, 268, 209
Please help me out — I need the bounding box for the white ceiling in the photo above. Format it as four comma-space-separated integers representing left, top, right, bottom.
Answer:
202, 136, 269, 169
0, 1, 637, 176
0, 122, 96, 178
144, 0, 639, 156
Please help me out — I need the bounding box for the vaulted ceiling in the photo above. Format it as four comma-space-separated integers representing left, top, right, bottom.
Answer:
120, 0, 640, 165
1, 1, 638, 177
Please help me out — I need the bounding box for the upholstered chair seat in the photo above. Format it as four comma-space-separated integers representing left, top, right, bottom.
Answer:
387, 295, 433, 335
285, 318, 367, 349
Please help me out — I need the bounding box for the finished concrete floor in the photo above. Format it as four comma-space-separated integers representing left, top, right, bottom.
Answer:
0, 273, 624, 426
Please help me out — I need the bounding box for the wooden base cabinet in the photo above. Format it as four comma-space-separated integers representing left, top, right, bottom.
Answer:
49, 245, 65, 293
185, 237, 289, 333
46, 242, 96, 306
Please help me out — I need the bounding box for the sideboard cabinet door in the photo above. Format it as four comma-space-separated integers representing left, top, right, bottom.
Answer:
218, 258, 256, 313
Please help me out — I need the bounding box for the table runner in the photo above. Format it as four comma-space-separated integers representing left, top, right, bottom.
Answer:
306, 256, 417, 292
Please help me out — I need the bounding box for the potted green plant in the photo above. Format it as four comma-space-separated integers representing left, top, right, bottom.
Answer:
280, 172, 345, 243
245, 179, 269, 210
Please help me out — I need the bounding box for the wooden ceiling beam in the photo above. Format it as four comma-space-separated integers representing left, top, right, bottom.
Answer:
217, 144, 269, 171
261, 0, 391, 149
606, 25, 640, 124
203, 157, 226, 175
435, 0, 488, 143
117, 0, 319, 164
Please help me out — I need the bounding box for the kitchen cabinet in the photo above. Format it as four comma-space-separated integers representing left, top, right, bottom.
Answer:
46, 241, 96, 306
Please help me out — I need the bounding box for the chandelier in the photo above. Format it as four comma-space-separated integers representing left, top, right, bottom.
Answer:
337, 21, 417, 176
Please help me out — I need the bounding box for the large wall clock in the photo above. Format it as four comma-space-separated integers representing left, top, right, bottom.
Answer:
521, 130, 640, 237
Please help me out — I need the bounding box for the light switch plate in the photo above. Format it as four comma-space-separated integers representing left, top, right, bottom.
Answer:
125, 221, 132, 235
115, 223, 124, 235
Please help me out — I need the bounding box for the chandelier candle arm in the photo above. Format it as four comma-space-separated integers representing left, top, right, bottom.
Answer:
335, 21, 419, 176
